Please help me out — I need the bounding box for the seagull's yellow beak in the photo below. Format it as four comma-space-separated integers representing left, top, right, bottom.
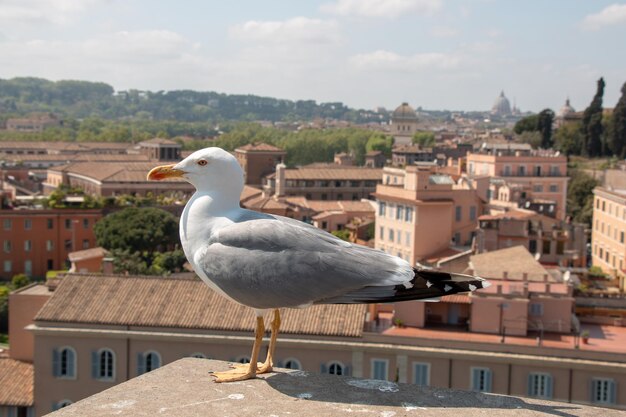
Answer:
147, 164, 185, 181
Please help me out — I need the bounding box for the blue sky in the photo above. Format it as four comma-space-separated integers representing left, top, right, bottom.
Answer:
0, 0, 625, 113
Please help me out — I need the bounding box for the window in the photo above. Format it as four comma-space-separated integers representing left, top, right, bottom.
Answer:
396, 230, 401, 244
137, 351, 161, 375
405, 207, 413, 222
529, 240, 537, 254
65, 239, 72, 251
529, 303, 544, 316
550, 166, 560, 176
454, 233, 461, 245
471, 367, 492, 392
24, 260, 32, 276
470, 206, 477, 221
283, 358, 302, 370
371, 359, 388, 380
47, 240, 54, 251
337, 194, 343, 200
528, 373, 552, 398
396, 206, 404, 221
596, 198, 599, 209
621, 231, 624, 244
321, 194, 327, 200
602, 201, 606, 211
24, 240, 32, 252
47, 259, 54, 270
65, 219, 72, 229
542, 240, 550, 254
47, 218, 54, 229
323, 361, 345, 376
389, 229, 394, 241
3, 240, 11, 253
533, 184, 543, 192
92, 349, 115, 381
321, 222, 328, 230
413, 363, 430, 386
378, 202, 386, 216
24, 219, 32, 230
3, 219, 12, 230
53, 347, 77, 379
518, 165, 526, 176
503, 165, 511, 176
591, 378, 616, 405
406, 232, 411, 246
83, 219, 89, 229
379, 226, 384, 240
535, 165, 542, 176
455, 206, 462, 222
3, 260, 11, 273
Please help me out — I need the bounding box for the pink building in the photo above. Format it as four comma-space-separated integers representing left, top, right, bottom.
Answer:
466, 144, 568, 220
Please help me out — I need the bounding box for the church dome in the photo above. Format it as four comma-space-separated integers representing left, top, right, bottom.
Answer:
557, 98, 575, 118
491, 91, 511, 116
392, 102, 418, 121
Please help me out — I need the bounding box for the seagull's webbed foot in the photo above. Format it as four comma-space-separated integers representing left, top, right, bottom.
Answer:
211, 367, 256, 383
230, 361, 272, 374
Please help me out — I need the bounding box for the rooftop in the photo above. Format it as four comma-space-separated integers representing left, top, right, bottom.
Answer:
277, 167, 383, 181
0, 358, 33, 407
236, 142, 285, 153
48, 358, 621, 416
35, 273, 366, 337
469, 246, 557, 282
49, 161, 189, 183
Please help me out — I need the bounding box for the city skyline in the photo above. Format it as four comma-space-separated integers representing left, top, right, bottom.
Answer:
0, 1, 625, 112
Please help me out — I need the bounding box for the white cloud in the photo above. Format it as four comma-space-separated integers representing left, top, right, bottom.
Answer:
430, 26, 458, 37
582, 3, 626, 30
229, 17, 341, 45
320, 0, 442, 19
350, 50, 461, 71
0, 0, 105, 25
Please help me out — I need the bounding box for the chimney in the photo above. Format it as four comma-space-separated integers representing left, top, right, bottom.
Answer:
275, 163, 286, 198
543, 274, 548, 282
102, 257, 114, 275
522, 273, 528, 282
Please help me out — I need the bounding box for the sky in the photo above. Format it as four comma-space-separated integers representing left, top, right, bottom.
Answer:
0, 0, 625, 113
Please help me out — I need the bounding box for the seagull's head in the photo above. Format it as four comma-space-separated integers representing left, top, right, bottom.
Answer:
147, 147, 244, 193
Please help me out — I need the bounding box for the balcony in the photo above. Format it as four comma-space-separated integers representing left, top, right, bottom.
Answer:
48, 359, 618, 416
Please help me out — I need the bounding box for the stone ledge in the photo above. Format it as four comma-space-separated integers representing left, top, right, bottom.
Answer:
48, 358, 620, 416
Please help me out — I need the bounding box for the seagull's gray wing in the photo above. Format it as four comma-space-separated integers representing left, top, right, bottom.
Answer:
194, 213, 413, 309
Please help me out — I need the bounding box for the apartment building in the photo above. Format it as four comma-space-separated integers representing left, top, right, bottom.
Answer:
0, 208, 101, 280
592, 187, 626, 290
6, 273, 624, 415
5, 113, 62, 132
263, 164, 382, 201
234, 143, 286, 186
466, 144, 568, 220
476, 208, 587, 267
373, 165, 488, 264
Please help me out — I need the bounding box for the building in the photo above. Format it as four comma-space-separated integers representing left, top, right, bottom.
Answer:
234, 143, 286, 186
391, 145, 434, 166
466, 144, 568, 220
364, 151, 386, 168
43, 162, 194, 198
0, 209, 102, 280
5, 113, 62, 132
390, 103, 418, 145
373, 165, 488, 264
263, 165, 382, 201
476, 208, 587, 267
0, 141, 134, 155
491, 91, 512, 117
19, 273, 626, 414
137, 138, 181, 161
591, 187, 626, 290
67, 247, 108, 273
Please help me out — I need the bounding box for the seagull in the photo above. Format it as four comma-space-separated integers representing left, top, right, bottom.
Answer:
148, 147, 489, 382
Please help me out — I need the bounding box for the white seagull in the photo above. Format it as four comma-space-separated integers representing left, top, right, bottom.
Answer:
148, 147, 489, 382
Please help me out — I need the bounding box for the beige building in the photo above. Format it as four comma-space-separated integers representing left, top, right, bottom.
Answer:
234, 143, 286, 186
373, 165, 488, 264
467, 145, 568, 220
5, 113, 62, 132
592, 187, 626, 290
390, 103, 418, 145
5, 273, 623, 415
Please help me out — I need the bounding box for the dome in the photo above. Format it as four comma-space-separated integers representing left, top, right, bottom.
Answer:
491, 91, 511, 116
392, 102, 418, 121
557, 98, 575, 118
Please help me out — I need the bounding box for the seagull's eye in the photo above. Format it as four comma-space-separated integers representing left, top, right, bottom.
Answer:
197, 160, 208, 166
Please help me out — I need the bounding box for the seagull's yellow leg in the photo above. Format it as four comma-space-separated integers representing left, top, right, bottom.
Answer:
211, 316, 264, 383
258, 309, 281, 374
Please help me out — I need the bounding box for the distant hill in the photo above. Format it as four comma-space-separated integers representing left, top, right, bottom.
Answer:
0, 77, 388, 124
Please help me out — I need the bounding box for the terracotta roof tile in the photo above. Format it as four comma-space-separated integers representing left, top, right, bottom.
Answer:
35, 274, 366, 338
440, 294, 471, 304
0, 358, 33, 407
68, 247, 108, 262
284, 167, 382, 181
470, 246, 556, 282
50, 162, 190, 184
236, 143, 285, 152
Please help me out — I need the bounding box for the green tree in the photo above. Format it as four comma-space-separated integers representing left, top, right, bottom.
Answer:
514, 114, 539, 135
11, 274, 31, 289
331, 230, 351, 241
366, 134, 393, 156
609, 81, 626, 158
412, 131, 435, 147
582, 77, 605, 157
537, 108, 555, 148
567, 169, 599, 226
554, 122, 583, 156
517, 131, 542, 149
151, 250, 187, 274
94, 207, 179, 256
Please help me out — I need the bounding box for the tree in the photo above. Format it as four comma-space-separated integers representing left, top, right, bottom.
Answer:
331, 230, 351, 241
517, 131, 542, 149
94, 207, 179, 256
537, 108, 555, 148
567, 169, 599, 226
609, 81, 626, 158
151, 250, 187, 274
366, 134, 393, 156
513, 114, 539, 135
412, 131, 435, 148
554, 122, 583, 156
582, 77, 605, 157
11, 273, 31, 289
